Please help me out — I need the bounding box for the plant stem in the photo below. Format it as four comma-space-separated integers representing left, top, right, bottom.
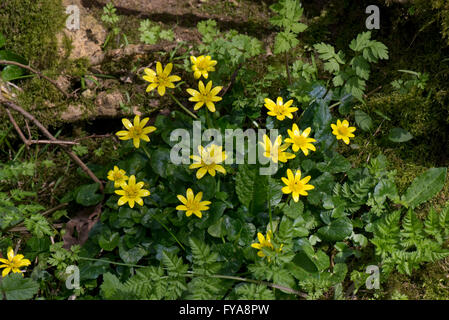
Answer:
142, 144, 151, 159
285, 52, 292, 86
78, 256, 144, 268
205, 109, 213, 129
77, 257, 308, 298
168, 93, 198, 120
153, 216, 185, 251
268, 176, 274, 234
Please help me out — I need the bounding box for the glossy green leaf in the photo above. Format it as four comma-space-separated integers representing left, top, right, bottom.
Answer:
75, 183, 103, 206
354, 110, 373, 131
388, 128, 413, 143
1, 273, 39, 300
1, 65, 25, 81
318, 217, 353, 241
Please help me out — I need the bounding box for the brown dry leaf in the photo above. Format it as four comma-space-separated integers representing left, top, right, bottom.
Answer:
62, 203, 102, 249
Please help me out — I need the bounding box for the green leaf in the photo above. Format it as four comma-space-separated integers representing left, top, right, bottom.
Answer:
100, 272, 123, 299
349, 31, 372, 52
1, 65, 25, 81
316, 153, 351, 174
388, 128, 413, 143
235, 165, 268, 214
99, 231, 120, 251
1, 273, 39, 300
402, 168, 447, 209
283, 200, 304, 219
274, 31, 299, 54
150, 148, 171, 177
75, 183, 103, 206
119, 240, 146, 264
374, 179, 399, 204
354, 110, 373, 131
0, 50, 28, 64
318, 217, 353, 241
207, 217, 226, 238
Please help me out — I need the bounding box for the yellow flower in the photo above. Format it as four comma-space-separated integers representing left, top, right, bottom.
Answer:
281, 169, 315, 202
189, 145, 227, 179
176, 188, 211, 218
190, 55, 217, 79
186, 80, 222, 112
251, 231, 274, 258
143, 62, 181, 96
116, 115, 157, 148
264, 97, 298, 121
285, 124, 317, 156
115, 175, 150, 208
331, 119, 356, 145
0, 247, 31, 278
259, 134, 295, 163
107, 166, 129, 188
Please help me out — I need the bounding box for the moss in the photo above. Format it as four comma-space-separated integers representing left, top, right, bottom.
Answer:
0, 0, 66, 69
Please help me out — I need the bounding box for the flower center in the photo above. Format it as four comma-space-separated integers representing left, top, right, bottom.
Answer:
337, 126, 349, 136
157, 74, 170, 86
289, 181, 305, 193
125, 185, 140, 199
197, 60, 208, 70
186, 200, 200, 211
129, 126, 143, 138
293, 135, 307, 146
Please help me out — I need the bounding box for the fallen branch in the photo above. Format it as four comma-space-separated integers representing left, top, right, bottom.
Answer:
74, 134, 113, 142
0, 60, 70, 99
0, 97, 104, 192
28, 140, 78, 145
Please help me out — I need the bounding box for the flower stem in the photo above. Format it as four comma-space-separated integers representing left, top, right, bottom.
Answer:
142, 144, 151, 159
77, 257, 307, 298
268, 176, 274, 234
205, 109, 213, 129
168, 93, 198, 120
153, 216, 185, 251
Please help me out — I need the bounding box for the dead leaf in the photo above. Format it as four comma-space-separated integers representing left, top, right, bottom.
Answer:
62, 203, 102, 249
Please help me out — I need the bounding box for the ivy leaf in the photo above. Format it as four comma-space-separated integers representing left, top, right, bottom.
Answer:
75, 183, 103, 206
207, 217, 226, 238
401, 167, 447, 209
99, 231, 120, 251
354, 110, 373, 132
150, 148, 171, 177
0, 34, 5, 48
388, 128, 413, 143
1, 273, 39, 300
119, 239, 146, 264
318, 217, 353, 241
235, 165, 268, 214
